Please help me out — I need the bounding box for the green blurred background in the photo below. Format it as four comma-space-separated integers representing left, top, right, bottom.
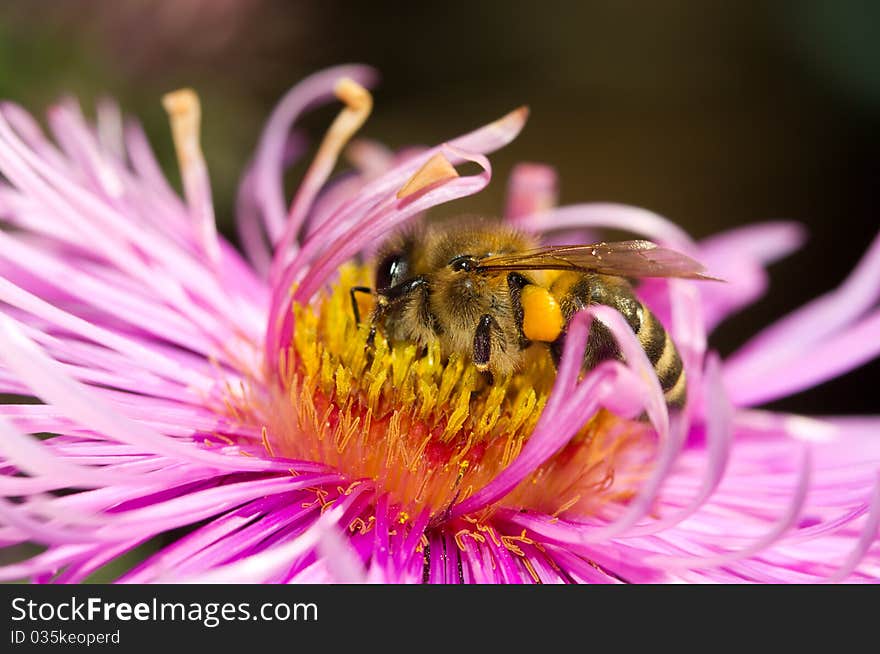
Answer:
0, 0, 877, 414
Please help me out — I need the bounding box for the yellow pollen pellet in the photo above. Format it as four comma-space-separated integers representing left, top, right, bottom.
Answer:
520, 285, 564, 342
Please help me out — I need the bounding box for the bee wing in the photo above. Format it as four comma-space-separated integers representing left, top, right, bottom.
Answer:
478, 240, 719, 280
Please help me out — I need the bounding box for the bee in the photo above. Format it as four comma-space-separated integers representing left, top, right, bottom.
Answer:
350, 221, 715, 408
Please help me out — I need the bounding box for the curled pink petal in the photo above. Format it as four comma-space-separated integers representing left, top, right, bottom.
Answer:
514, 202, 695, 250
823, 474, 880, 583
645, 446, 812, 569
248, 64, 378, 243
724, 230, 880, 393
728, 309, 880, 406
624, 353, 732, 537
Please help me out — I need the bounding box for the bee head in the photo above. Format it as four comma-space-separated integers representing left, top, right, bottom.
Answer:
443, 254, 489, 301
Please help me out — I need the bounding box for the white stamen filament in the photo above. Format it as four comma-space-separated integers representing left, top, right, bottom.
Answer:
162, 88, 220, 266
270, 78, 373, 284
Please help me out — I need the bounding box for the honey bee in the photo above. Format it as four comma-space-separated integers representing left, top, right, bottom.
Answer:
351, 220, 715, 408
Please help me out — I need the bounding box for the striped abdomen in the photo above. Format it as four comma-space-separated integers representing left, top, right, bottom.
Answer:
548, 272, 686, 409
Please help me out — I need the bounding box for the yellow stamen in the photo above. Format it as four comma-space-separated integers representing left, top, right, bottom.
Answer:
522, 557, 541, 583
397, 153, 459, 199
261, 426, 276, 457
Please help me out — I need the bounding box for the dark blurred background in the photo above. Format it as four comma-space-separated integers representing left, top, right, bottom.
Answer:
0, 0, 877, 414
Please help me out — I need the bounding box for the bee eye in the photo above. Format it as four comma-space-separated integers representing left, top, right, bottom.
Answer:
375, 252, 406, 290
449, 256, 476, 272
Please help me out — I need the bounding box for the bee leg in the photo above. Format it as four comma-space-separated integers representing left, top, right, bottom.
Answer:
473, 314, 498, 385
349, 286, 374, 325
377, 276, 428, 301
506, 272, 531, 349
371, 276, 429, 347
365, 300, 386, 347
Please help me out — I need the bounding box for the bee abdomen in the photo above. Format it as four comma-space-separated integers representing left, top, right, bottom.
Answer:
636, 304, 686, 408
549, 272, 687, 409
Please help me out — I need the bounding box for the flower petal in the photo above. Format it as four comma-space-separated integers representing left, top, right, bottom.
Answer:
245, 64, 379, 244
724, 230, 880, 400
513, 202, 695, 250
727, 309, 880, 406
623, 353, 733, 537
0, 314, 280, 471
697, 222, 806, 331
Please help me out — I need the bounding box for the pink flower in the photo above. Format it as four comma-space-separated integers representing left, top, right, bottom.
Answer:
0, 65, 877, 583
